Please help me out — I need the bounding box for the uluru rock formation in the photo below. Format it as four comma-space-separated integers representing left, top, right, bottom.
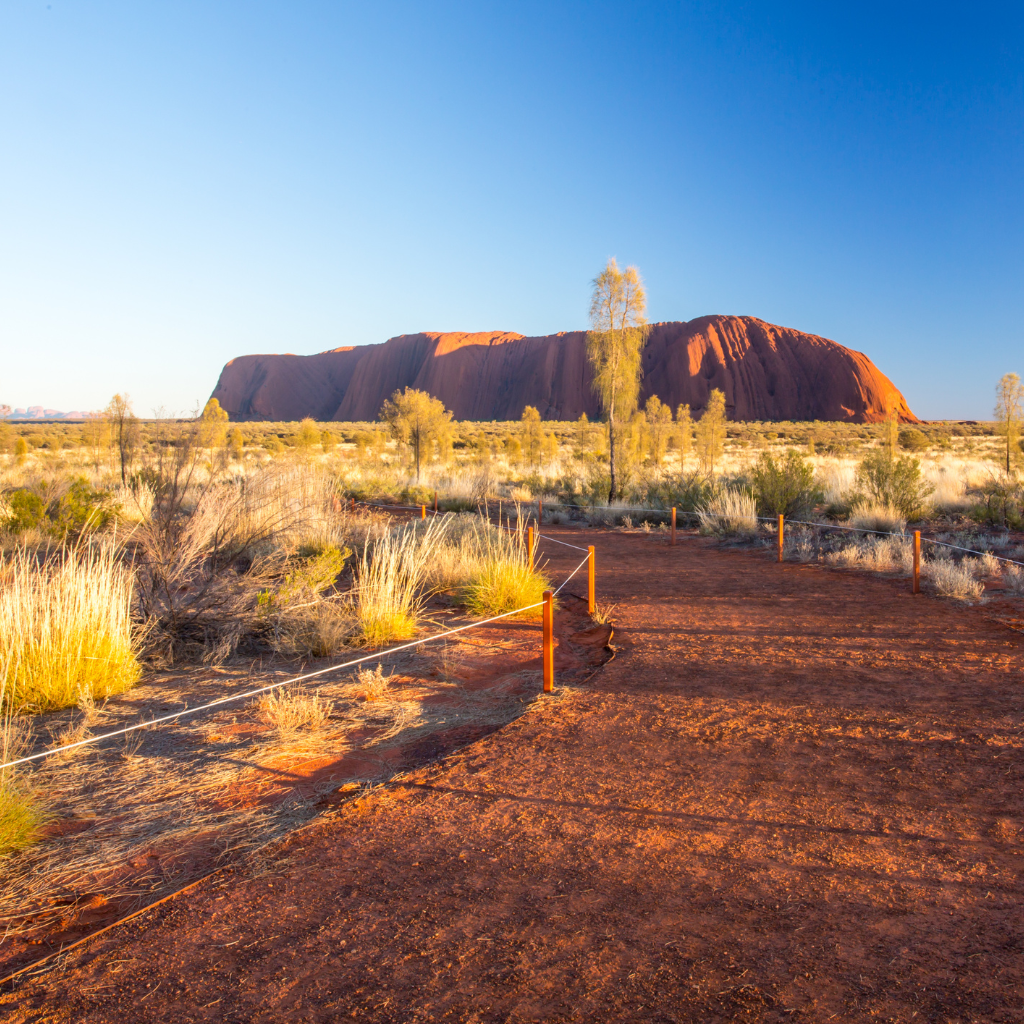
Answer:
211, 315, 917, 423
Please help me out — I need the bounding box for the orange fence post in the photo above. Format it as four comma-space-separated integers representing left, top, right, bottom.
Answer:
671, 506, 677, 546
421, 505, 426, 520
588, 545, 595, 616
351, 497, 355, 513
527, 525, 535, 572
542, 590, 554, 693
434, 491, 438, 513
778, 514, 784, 563
913, 530, 921, 594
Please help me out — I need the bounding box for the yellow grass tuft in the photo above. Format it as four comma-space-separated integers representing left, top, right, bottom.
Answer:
0, 543, 141, 712
0, 677, 44, 859
356, 517, 446, 646
255, 687, 334, 736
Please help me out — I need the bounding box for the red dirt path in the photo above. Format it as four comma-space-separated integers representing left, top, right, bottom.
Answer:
4, 530, 1023, 1023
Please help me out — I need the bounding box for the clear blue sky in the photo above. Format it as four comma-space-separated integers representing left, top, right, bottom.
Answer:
2, 1, 1021, 419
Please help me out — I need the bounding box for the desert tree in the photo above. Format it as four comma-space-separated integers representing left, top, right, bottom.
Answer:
106, 393, 139, 486
675, 404, 692, 469
0, 404, 10, 454
645, 395, 672, 468
295, 417, 321, 453
694, 389, 727, 477
380, 387, 454, 481
520, 406, 545, 466
227, 426, 246, 460
995, 372, 1024, 474
199, 398, 230, 449
586, 258, 650, 501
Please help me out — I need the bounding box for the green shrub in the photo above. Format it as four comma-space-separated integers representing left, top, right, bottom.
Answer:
857, 452, 933, 519
751, 450, 821, 518
3, 490, 46, 533
899, 428, 929, 452
970, 481, 1024, 529
49, 478, 114, 538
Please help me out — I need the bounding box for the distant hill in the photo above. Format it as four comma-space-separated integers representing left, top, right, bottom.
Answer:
6, 407, 91, 420
211, 315, 917, 424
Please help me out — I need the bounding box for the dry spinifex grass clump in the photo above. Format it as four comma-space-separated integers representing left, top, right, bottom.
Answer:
927, 559, 985, 601
0, 699, 44, 860
0, 542, 140, 712
255, 687, 334, 736
356, 663, 394, 701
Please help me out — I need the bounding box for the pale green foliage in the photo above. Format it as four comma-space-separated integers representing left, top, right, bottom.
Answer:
200, 398, 230, 448
227, 425, 245, 459
675, 404, 692, 465
380, 388, 454, 481
694, 389, 727, 476
857, 450, 933, 519
295, 417, 320, 450
995, 372, 1024, 473
356, 516, 447, 645
586, 258, 650, 501
644, 396, 673, 468
520, 406, 544, 466
751, 450, 821, 517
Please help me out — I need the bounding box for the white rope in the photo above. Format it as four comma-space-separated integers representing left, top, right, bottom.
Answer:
1, 601, 545, 772
537, 535, 590, 553
553, 552, 592, 596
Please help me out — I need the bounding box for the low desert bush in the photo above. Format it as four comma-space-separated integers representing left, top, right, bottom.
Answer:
255, 687, 334, 735
857, 452, 933, 519
848, 502, 906, 535
697, 488, 757, 537
971, 479, 1024, 530
0, 543, 140, 712
751, 450, 821, 517
973, 552, 1002, 577
927, 559, 985, 601
1003, 563, 1024, 594
356, 663, 393, 700
825, 535, 912, 574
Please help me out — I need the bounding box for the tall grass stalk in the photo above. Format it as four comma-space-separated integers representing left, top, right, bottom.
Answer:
460, 514, 550, 618
0, 543, 141, 712
356, 516, 448, 645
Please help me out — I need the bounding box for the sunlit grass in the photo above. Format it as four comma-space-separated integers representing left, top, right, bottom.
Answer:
0, 543, 141, 712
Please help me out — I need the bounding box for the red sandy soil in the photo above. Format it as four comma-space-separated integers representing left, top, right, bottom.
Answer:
3, 529, 1022, 1023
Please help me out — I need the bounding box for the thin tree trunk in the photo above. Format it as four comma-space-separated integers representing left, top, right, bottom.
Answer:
608, 415, 616, 503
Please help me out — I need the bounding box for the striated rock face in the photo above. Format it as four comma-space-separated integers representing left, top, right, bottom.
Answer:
211, 315, 916, 423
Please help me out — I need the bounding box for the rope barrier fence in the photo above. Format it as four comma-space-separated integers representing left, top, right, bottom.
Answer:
1, 537, 591, 773
20, 493, 1004, 772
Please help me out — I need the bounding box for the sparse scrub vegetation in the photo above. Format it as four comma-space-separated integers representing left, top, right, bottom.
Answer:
697, 489, 757, 537
255, 687, 334, 736
927, 559, 985, 601
356, 663, 393, 701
